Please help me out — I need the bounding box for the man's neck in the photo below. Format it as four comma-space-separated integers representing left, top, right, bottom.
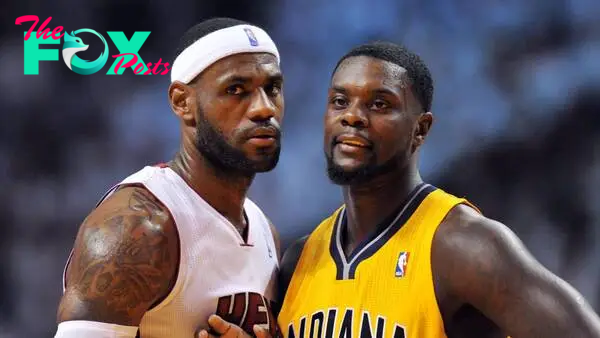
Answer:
341, 161, 422, 251
168, 144, 254, 229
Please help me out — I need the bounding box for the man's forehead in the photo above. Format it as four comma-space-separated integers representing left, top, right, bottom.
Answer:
332, 56, 408, 88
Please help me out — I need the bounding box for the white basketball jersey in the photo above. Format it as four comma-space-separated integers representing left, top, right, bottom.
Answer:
62, 165, 280, 337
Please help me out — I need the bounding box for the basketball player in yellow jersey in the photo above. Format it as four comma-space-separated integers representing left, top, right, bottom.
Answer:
196, 42, 600, 338
274, 41, 600, 338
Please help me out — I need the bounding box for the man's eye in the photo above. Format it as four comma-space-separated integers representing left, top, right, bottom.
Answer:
370, 100, 388, 110
226, 85, 244, 95
331, 97, 347, 108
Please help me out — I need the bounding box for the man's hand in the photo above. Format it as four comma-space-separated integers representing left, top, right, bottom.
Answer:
196, 315, 272, 338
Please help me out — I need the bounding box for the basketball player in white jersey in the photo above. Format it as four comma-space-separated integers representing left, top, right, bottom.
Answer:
54, 17, 284, 338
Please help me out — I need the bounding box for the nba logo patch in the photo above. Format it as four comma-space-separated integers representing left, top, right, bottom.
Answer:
395, 252, 410, 278
243, 28, 258, 46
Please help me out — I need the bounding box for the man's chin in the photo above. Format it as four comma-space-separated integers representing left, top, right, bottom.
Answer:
251, 159, 279, 173
245, 153, 280, 173
326, 163, 373, 186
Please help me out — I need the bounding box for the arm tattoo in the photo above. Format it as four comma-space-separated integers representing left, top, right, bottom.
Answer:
59, 187, 178, 326
129, 188, 165, 216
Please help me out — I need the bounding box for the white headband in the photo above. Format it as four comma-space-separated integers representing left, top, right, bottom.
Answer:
171, 24, 280, 84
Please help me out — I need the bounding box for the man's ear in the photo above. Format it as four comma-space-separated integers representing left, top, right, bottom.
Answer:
169, 81, 197, 125
414, 112, 433, 148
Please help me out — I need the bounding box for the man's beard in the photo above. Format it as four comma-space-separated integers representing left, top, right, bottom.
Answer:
325, 150, 398, 185
195, 111, 280, 176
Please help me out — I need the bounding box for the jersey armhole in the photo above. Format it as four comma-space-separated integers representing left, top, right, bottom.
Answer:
131, 182, 184, 314
62, 182, 148, 294
62, 182, 138, 293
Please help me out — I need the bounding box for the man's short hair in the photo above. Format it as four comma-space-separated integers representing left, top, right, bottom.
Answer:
333, 41, 434, 112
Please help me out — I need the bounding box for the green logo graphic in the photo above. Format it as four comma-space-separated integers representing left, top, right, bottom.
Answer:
16, 15, 171, 75
61, 29, 109, 75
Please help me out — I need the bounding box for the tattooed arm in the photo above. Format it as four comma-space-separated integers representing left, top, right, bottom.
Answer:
57, 186, 179, 327
433, 204, 600, 338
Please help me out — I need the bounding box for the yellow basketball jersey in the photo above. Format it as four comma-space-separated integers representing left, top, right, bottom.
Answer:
278, 183, 480, 338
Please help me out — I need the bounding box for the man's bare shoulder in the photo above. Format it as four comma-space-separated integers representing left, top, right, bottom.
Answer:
432, 203, 523, 296
432, 204, 600, 337
433, 203, 515, 256
58, 185, 179, 326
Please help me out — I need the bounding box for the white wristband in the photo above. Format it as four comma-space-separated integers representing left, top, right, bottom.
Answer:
54, 320, 139, 338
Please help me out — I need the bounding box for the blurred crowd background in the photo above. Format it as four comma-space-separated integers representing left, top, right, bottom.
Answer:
0, 0, 599, 336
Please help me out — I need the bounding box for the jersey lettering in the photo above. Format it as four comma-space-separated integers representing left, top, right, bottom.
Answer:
393, 324, 407, 338
287, 316, 306, 338
309, 311, 324, 337
285, 308, 406, 338
339, 308, 353, 337
359, 312, 385, 338
324, 309, 337, 337
216, 292, 280, 337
